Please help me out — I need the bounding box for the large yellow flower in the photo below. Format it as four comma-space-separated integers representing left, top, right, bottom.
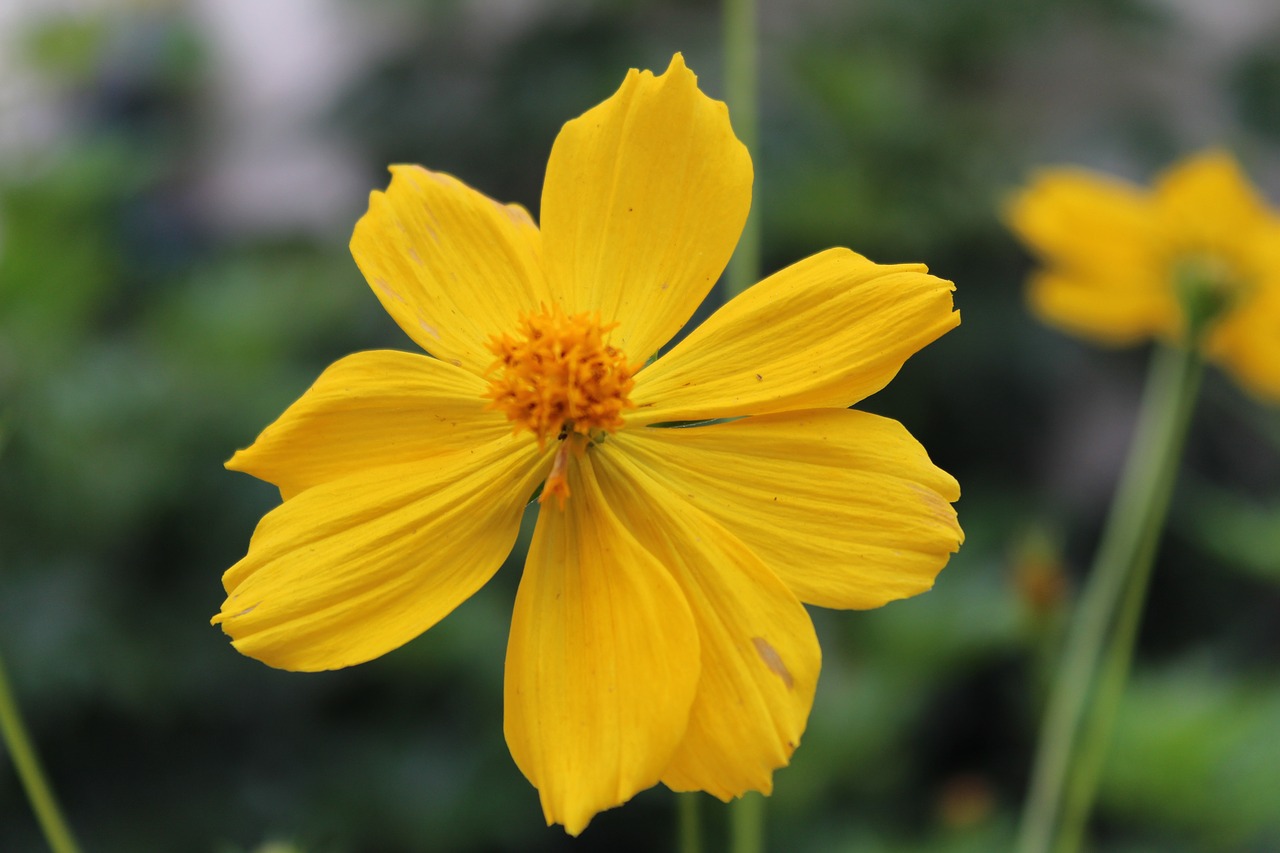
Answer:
1008, 150, 1280, 401
214, 54, 962, 834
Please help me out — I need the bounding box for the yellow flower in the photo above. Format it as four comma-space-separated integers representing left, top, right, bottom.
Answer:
1008, 150, 1280, 401
214, 54, 962, 834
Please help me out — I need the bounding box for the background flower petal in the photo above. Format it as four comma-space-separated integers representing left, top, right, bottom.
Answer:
540, 53, 752, 363
1028, 270, 1179, 346
613, 409, 962, 609
594, 445, 820, 800
504, 453, 699, 836
630, 249, 958, 423
1155, 150, 1273, 247
227, 350, 507, 500
214, 435, 549, 672
1006, 167, 1161, 277
1207, 279, 1280, 402
350, 165, 549, 374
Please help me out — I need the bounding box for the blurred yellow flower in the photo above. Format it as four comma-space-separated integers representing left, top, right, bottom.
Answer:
213, 54, 962, 834
1008, 150, 1280, 401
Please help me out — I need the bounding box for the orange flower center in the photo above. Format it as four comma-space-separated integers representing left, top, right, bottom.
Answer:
483, 307, 636, 506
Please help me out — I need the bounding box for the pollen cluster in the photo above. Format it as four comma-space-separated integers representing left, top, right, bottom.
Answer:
484, 307, 636, 447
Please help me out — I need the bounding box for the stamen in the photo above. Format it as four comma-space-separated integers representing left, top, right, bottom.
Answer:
540, 439, 574, 510
483, 307, 635, 508
483, 307, 636, 448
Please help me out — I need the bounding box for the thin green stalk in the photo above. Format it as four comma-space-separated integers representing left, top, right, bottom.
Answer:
678, 792, 703, 853
731, 793, 765, 853
723, 0, 759, 299
1015, 341, 1203, 853
1054, 344, 1203, 853
0, 647, 82, 853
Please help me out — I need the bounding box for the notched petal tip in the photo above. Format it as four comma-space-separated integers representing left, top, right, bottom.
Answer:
660, 52, 695, 88
540, 49, 751, 361
224, 447, 250, 473
631, 52, 693, 87
505, 454, 700, 837
632, 251, 961, 422
350, 163, 548, 372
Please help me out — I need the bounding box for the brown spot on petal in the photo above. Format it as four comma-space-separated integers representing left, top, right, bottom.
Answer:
372, 278, 406, 304
752, 637, 794, 689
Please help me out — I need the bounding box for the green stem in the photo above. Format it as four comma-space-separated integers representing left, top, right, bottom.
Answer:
1054, 343, 1203, 852
0, 647, 82, 853
723, 0, 759, 299
1015, 341, 1203, 853
678, 792, 703, 853
731, 793, 765, 853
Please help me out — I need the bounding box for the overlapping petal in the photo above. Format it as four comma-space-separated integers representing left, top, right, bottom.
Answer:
504, 453, 700, 835
214, 434, 550, 671
540, 53, 752, 363
594, 444, 820, 799
630, 249, 958, 424
612, 409, 962, 609
351, 165, 548, 374
227, 350, 507, 500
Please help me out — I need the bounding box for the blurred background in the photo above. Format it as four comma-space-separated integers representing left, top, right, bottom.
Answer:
2, 0, 1279, 850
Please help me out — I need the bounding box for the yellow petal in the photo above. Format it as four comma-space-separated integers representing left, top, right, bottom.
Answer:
214, 435, 549, 672
540, 53, 752, 362
1006, 167, 1161, 277
1155, 150, 1273, 250
1207, 279, 1280, 402
504, 453, 700, 835
631, 249, 958, 424
1028, 269, 1179, 346
593, 444, 820, 799
227, 350, 506, 500
1155, 152, 1280, 399
611, 409, 962, 609
350, 165, 549, 374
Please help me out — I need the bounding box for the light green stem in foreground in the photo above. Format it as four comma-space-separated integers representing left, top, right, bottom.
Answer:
723, 0, 759, 299
0, 648, 82, 853
679, 792, 703, 853
1016, 341, 1203, 853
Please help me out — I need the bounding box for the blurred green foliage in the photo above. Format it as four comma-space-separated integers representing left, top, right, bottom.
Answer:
1, 0, 1278, 851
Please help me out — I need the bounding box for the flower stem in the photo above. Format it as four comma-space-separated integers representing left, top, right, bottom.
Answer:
1015, 341, 1203, 853
678, 792, 703, 853
0, 647, 82, 853
723, 0, 759, 299
731, 792, 765, 853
